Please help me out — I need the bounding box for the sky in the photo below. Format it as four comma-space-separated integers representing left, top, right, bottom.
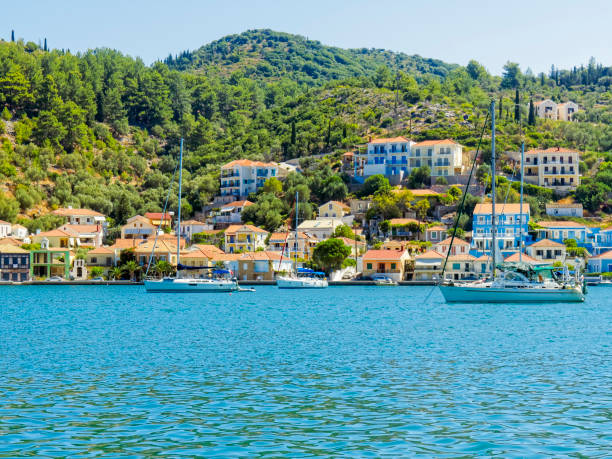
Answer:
3, 0, 611, 75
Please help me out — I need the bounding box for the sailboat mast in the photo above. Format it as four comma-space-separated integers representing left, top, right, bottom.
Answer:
490, 100, 496, 277
176, 138, 183, 276
519, 140, 524, 263
295, 191, 299, 275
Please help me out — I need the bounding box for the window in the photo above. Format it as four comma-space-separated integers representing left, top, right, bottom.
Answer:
366, 263, 372, 270
428, 149, 433, 156
391, 263, 396, 270
452, 263, 460, 270
415, 149, 420, 157
91, 257, 97, 263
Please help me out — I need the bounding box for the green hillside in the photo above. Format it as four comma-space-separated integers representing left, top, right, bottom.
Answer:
0, 30, 611, 230
165, 29, 456, 84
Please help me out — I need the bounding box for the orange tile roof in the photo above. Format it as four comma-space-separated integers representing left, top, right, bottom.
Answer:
363, 249, 407, 260
427, 226, 447, 231
504, 252, 540, 263
0, 237, 22, 246
389, 218, 419, 226
268, 231, 313, 242
446, 254, 476, 261
221, 200, 254, 208
0, 244, 28, 253
225, 224, 268, 235
368, 136, 411, 144
221, 159, 277, 169
413, 139, 460, 147
416, 250, 445, 259
109, 238, 145, 249
473, 203, 531, 215
592, 249, 612, 259
525, 147, 580, 154
528, 238, 565, 248
52, 208, 105, 217
437, 237, 469, 246
0, 220, 10, 225
335, 237, 365, 247
87, 246, 114, 255
61, 224, 102, 234
37, 229, 73, 237
144, 212, 172, 221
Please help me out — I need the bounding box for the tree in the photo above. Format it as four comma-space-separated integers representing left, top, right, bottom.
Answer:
263, 177, 283, 195
435, 176, 448, 185
43, 38, 47, 51
333, 224, 355, 239
466, 60, 487, 81
407, 166, 431, 189
0, 193, 19, 222
122, 260, 141, 282
379, 220, 391, 237
514, 89, 520, 122
498, 95, 503, 120
501, 62, 522, 89
312, 238, 351, 273
89, 266, 104, 279
528, 98, 535, 126
153, 260, 175, 277
359, 174, 390, 198
11, 30, 14, 42
108, 267, 123, 280
241, 192, 287, 231
414, 199, 430, 222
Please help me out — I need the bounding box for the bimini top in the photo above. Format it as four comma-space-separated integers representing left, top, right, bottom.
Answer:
213, 269, 231, 274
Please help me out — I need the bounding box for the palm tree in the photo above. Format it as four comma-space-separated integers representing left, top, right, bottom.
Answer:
153, 260, 174, 277
122, 261, 140, 282
108, 266, 123, 280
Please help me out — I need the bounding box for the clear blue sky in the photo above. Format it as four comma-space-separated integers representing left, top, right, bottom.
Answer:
3, 0, 610, 75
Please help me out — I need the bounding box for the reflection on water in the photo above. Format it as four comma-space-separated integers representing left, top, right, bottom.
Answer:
0, 285, 611, 456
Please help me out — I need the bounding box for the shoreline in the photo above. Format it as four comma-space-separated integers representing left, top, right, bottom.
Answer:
0, 280, 438, 286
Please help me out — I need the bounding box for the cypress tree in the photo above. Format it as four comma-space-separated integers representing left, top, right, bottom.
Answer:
44, 38, 47, 51
325, 119, 331, 148
11, 30, 14, 42
528, 99, 535, 126
514, 89, 520, 122
498, 95, 503, 120
290, 121, 296, 145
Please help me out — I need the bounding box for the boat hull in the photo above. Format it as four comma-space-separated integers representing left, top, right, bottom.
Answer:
144, 279, 238, 293
276, 277, 328, 289
439, 285, 585, 303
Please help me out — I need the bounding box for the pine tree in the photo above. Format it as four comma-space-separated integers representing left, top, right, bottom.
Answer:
514, 89, 520, 122
44, 38, 47, 51
11, 30, 14, 42
528, 99, 535, 126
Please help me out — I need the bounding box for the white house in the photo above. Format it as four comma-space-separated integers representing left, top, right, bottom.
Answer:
10, 224, 28, 240
52, 207, 107, 231
534, 99, 557, 120
121, 215, 158, 240
297, 219, 343, 240
214, 200, 254, 226
220, 160, 278, 199
545, 203, 583, 218
524, 147, 580, 193
59, 224, 104, 248
0, 220, 11, 238
179, 220, 213, 242
411, 139, 463, 177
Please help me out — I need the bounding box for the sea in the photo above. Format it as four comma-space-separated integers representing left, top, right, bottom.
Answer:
0, 285, 610, 457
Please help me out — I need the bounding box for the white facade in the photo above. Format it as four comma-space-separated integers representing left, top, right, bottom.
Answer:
524, 148, 580, 192
545, 203, 583, 217
11, 224, 28, 240
214, 200, 254, 225
180, 220, 214, 241
534, 99, 579, 121
297, 219, 343, 240
220, 160, 278, 199
0, 220, 11, 238
361, 137, 415, 180
411, 140, 463, 177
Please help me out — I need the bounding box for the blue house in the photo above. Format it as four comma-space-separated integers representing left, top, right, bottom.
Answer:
587, 250, 612, 273
471, 203, 531, 256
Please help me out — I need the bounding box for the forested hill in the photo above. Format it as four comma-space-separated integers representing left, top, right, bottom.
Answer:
164, 29, 457, 84
1, 30, 612, 229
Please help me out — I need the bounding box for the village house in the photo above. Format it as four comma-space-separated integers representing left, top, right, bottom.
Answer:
133, 239, 178, 267
213, 200, 254, 227
442, 254, 477, 281
224, 224, 268, 253
297, 219, 342, 240
144, 212, 173, 230
413, 250, 444, 281
534, 99, 558, 120
388, 218, 422, 241
361, 249, 410, 282
472, 203, 530, 254
121, 215, 158, 240
85, 246, 115, 275
0, 220, 11, 238
360, 136, 415, 182
267, 231, 319, 260
220, 160, 278, 200
52, 207, 107, 229
556, 101, 579, 121
545, 203, 583, 218
348, 198, 372, 220
411, 139, 464, 178
0, 244, 30, 282
434, 237, 470, 256
523, 148, 580, 192
503, 252, 544, 265
179, 220, 213, 243
31, 229, 75, 248
58, 224, 104, 248
535, 221, 588, 245
587, 250, 612, 273
318, 201, 350, 219
526, 239, 567, 263
10, 224, 28, 240
30, 238, 72, 279
226, 251, 292, 281
178, 244, 225, 278
425, 225, 447, 244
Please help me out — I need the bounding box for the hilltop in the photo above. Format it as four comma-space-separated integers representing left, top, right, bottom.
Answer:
164, 29, 456, 84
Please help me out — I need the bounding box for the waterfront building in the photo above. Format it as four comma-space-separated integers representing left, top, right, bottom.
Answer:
297, 219, 343, 240
526, 239, 567, 263
413, 250, 444, 281
85, 246, 116, 275
0, 244, 30, 282
443, 254, 477, 281
587, 250, 612, 273
133, 239, 178, 267
0, 220, 11, 238
545, 203, 583, 218
30, 238, 71, 279
121, 215, 158, 240
231, 251, 292, 281
31, 229, 75, 248
472, 203, 530, 254
362, 249, 410, 282
224, 224, 268, 253
220, 160, 278, 199
51, 207, 107, 228
503, 252, 543, 265
434, 237, 470, 256
523, 148, 580, 192
267, 231, 318, 260
213, 200, 254, 227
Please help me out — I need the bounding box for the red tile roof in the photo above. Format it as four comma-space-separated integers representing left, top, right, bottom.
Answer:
368, 136, 411, 144
528, 238, 565, 248
221, 159, 277, 169
363, 249, 407, 260
437, 237, 470, 246
225, 224, 268, 235
145, 212, 172, 221
52, 208, 105, 217
221, 200, 254, 208
413, 139, 460, 147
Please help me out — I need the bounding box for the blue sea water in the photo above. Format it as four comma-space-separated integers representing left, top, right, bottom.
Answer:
0, 285, 611, 457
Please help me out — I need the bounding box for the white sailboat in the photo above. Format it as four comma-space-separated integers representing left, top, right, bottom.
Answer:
439, 101, 585, 303
276, 192, 328, 289
144, 139, 238, 293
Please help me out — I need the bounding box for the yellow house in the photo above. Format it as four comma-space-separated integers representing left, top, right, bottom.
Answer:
133, 239, 178, 267
85, 246, 115, 274
224, 224, 268, 253
526, 239, 566, 263
31, 229, 75, 248
362, 249, 411, 282
267, 231, 319, 260
121, 215, 157, 240
318, 201, 350, 219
